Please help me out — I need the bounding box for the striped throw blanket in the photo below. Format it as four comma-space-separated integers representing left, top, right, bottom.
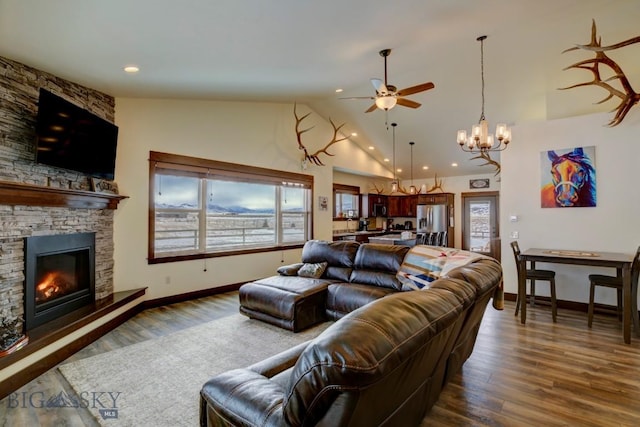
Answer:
396, 246, 487, 291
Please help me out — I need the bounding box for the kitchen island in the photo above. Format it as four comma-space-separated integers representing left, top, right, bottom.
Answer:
367, 233, 416, 246
332, 230, 386, 243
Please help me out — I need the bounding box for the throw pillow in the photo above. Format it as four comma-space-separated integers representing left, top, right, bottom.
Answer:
297, 262, 328, 279
277, 263, 304, 276
396, 246, 485, 290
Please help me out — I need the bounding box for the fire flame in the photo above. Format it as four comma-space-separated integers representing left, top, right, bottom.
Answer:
36, 272, 70, 302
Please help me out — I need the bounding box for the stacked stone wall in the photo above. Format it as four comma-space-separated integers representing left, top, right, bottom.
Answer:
0, 56, 116, 320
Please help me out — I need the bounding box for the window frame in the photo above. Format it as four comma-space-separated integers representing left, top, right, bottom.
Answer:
148, 151, 313, 264
333, 183, 360, 220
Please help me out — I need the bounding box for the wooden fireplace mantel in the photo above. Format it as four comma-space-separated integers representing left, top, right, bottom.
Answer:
0, 180, 128, 209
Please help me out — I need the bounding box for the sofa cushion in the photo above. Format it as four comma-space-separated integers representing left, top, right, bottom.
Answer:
349, 244, 409, 290
325, 283, 396, 320
298, 262, 328, 278
301, 240, 360, 282
396, 246, 487, 291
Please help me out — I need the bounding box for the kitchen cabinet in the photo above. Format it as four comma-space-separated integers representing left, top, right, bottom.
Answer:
401, 195, 418, 217
418, 193, 451, 205
364, 194, 388, 217
387, 194, 418, 217
387, 196, 401, 217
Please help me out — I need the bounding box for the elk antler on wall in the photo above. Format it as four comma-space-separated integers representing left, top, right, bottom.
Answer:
294, 103, 348, 166
560, 19, 640, 126
470, 151, 501, 177
425, 174, 445, 193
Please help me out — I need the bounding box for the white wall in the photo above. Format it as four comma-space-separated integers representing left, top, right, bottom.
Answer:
501, 111, 640, 305
113, 99, 384, 299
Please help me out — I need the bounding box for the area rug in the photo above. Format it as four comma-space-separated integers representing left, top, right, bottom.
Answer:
58, 314, 331, 426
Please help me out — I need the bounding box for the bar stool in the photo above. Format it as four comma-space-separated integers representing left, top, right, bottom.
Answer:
511, 241, 558, 322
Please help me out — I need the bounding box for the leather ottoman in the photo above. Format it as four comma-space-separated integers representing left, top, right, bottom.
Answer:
239, 275, 333, 332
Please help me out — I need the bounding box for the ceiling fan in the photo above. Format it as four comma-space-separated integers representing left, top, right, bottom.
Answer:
341, 48, 435, 113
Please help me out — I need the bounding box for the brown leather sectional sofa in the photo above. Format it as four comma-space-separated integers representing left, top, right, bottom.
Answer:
200, 240, 503, 426
238, 240, 409, 332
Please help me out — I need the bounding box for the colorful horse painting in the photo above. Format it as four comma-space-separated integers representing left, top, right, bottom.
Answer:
541, 147, 596, 208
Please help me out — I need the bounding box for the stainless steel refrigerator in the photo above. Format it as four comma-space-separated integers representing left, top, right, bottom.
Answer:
416, 204, 448, 233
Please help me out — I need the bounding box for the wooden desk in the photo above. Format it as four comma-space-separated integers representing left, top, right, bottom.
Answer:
517, 248, 638, 344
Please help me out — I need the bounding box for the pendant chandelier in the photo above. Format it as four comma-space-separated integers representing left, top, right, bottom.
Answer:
456, 35, 511, 152
390, 122, 398, 193
409, 141, 416, 194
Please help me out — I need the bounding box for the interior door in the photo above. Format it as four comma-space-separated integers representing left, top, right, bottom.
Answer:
462, 192, 500, 260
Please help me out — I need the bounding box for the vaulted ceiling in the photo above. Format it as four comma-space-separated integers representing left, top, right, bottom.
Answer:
1, 0, 638, 179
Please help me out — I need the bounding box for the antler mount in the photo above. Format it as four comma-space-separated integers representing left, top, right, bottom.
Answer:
294, 103, 347, 166
561, 20, 640, 126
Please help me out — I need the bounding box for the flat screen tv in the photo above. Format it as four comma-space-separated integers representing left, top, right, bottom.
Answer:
35, 88, 118, 181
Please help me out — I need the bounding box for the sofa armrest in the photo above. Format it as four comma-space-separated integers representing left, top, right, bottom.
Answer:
200, 369, 287, 427
248, 340, 310, 378
200, 342, 311, 426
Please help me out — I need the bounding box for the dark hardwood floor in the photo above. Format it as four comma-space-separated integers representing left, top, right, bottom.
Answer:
1, 292, 639, 426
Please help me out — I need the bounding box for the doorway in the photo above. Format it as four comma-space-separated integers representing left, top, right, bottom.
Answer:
461, 191, 500, 261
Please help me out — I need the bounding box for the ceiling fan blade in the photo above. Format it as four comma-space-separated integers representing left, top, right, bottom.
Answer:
396, 82, 435, 97
339, 96, 375, 100
371, 78, 388, 95
365, 103, 378, 113
396, 97, 421, 109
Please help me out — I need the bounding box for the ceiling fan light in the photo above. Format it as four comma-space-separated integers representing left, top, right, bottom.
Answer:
376, 96, 397, 110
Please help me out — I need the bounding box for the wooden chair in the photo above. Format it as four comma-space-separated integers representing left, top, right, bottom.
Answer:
588, 246, 640, 328
511, 241, 558, 322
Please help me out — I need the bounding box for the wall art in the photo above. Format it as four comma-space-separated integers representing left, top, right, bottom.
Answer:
540, 146, 596, 208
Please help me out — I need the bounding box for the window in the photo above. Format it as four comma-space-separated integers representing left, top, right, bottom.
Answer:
149, 151, 313, 263
333, 184, 360, 219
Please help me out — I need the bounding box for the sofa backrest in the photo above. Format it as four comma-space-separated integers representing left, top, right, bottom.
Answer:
349, 243, 409, 290
283, 280, 475, 426
439, 257, 503, 384
301, 240, 360, 282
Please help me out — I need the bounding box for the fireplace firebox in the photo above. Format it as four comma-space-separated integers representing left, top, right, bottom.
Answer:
24, 232, 96, 331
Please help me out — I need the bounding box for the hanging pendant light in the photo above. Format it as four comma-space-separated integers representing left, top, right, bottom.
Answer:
409, 141, 417, 194
390, 122, 398, 193
456, 35, 511, 153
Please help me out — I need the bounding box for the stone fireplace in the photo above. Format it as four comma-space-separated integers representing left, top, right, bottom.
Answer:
0, 55, 118, 327
0, 55, 139, 399
23, 232, 96, 331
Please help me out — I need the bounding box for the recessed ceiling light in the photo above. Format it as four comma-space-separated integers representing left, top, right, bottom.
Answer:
335, 88, 343, 93
351, 132, 358, 137
397, 168, 402, 173
422, 166, 429, 170
368, 146, 374, 150
383, 158, 390, 162
451, 163, 458, 167
124, 66, 140, 73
